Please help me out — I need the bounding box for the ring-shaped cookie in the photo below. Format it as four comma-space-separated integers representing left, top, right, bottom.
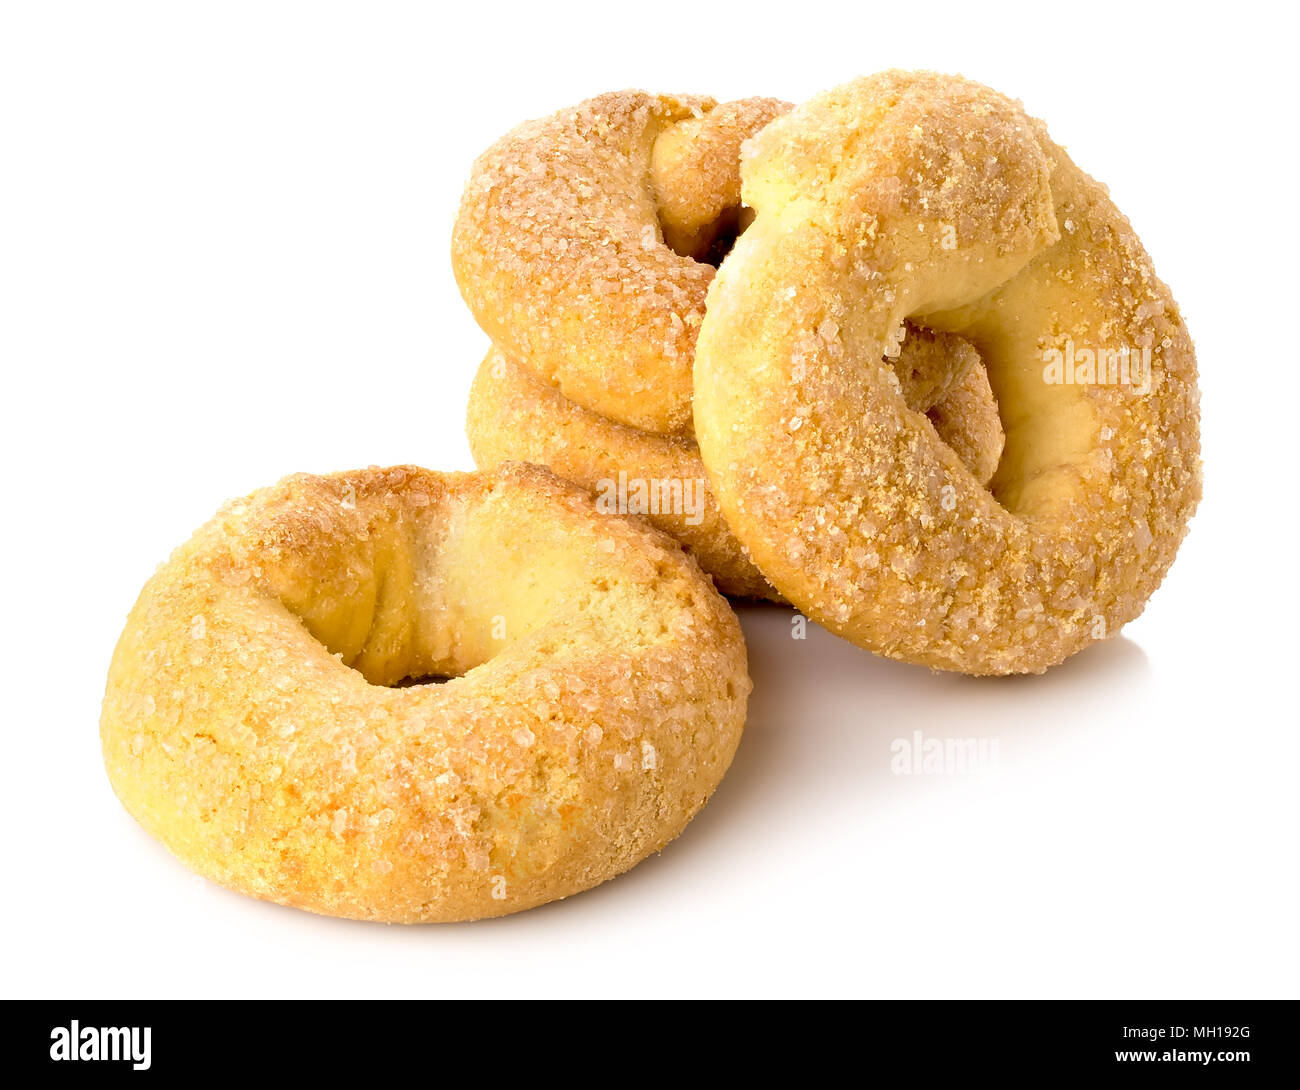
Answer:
452, 92, 790, 434
101, 464, 750, 921
693, 71, 1201, 675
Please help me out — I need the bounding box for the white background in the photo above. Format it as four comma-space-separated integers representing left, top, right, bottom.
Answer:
2, 1, 1296, 999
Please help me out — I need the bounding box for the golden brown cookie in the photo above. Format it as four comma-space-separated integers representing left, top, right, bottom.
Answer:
693, 71, 1201, 674
452, 92, 790, 435
101, 464, 750, 921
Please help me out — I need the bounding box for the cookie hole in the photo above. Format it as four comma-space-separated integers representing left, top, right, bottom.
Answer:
390, 674, 454, 688
660, 205, 754, 268
914, 349, 1007, 494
